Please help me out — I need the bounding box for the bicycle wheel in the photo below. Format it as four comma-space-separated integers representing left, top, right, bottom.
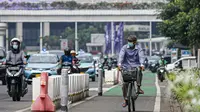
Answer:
128, 96, 132, 112
127, 83, 133, 112
131, 97, 136, 111
128, 96, 136, 112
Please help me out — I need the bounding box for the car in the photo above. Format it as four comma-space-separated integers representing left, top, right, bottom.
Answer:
48, 50, 64, 59
166, 56, 197, 71
77, 53, 96, 81
0, 48, 6, 85
25, 53, 60, 84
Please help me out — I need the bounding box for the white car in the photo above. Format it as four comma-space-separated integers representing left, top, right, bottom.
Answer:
166, 56, 197, 71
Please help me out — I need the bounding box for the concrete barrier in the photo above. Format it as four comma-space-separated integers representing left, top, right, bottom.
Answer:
32, 73, 89, 108
104, 69, 118, 85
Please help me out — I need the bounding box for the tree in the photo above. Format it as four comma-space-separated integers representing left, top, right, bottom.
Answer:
61, 23, 105, 51
159, 0, 200, 52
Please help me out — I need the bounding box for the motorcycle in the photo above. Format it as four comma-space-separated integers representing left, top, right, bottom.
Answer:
112, 58, 118, 69
62, 62, 73, 74
158, 67, 165, 82
149, 62, 159, 73
5, 62, 28, 101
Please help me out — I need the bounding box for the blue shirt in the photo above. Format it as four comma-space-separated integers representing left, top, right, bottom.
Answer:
61, 55, 72, 63
118, 44, 144, 69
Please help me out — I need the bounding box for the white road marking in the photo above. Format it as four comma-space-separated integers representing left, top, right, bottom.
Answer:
153, 75, 161, 112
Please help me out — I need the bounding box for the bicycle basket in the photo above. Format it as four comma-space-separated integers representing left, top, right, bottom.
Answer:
122, 69, 138, 82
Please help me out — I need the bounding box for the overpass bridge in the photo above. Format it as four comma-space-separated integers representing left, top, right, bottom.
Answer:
0, 9, 162, 55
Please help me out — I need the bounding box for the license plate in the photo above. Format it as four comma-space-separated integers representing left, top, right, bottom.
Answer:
160, 70, 164, 72
80, 72, 84, 74
36, 74, 41, 77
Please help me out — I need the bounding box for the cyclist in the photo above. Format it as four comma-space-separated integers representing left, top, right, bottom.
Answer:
118, 35, 145, 107
57, 48, 73, 74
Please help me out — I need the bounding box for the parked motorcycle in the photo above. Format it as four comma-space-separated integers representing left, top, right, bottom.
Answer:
158, 67, 165, 82
5, 62, 28, 101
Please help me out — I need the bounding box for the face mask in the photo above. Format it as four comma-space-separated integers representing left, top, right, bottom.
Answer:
13, 45, 18, 49
128, 42, 134, 47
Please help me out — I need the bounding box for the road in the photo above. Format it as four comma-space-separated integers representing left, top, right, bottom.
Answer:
0, 72, 176, 112
69, 71, 173, 112
0, 84, 32, 112
0, 76, 110, 112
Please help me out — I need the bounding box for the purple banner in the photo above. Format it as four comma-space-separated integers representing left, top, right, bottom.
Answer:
104, 22, 111, 54
115, 22, 124, 54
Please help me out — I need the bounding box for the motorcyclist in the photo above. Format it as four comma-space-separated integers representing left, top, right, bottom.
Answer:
4, 38, 27, 92
118, 35, 145, 107
159, 56, 167, 66
57, 48, 73, 74
157, 56, 167, 75
70, 50, 80, 73
102, 55, 112, 70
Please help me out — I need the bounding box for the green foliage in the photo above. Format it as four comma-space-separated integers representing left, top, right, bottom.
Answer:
167, 69, 200, 111
61, 23, 105, 50
43, 36, 60, 47
159, 0, 200, 49
0, 1, 166, 10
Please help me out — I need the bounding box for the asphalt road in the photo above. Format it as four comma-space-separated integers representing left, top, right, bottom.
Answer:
0, 83, 32, 112
0, 76, 110, 112
69, 71, 174, 112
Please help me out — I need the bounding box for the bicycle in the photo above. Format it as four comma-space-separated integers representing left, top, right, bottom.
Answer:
121, 67, 140, 112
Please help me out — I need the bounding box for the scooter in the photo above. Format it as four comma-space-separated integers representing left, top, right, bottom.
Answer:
112, 58, 118, 69
158, 67, 165, 82
5, 62, 28, 101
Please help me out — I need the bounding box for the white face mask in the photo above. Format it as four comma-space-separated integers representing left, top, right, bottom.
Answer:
13, 45, 18, 49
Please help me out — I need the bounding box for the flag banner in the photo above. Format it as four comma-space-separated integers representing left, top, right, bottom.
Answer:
104, 22, 111, 54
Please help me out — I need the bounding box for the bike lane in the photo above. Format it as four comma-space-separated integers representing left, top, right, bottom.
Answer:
69, 71, 158, 112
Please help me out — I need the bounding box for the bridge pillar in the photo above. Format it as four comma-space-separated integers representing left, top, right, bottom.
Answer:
0, 23, 8, 47
44, 22, 50, 36
16, 22, 23, 41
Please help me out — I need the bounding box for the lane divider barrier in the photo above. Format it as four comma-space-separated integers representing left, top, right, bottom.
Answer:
105, 69, 119, 85
32, 73, 89, 110
31, 72, 55, 112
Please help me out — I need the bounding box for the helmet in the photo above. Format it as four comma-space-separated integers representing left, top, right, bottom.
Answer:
10, 38, 21, 46
104, 55, 108, 59
70, 50, 76, 54
64, 48, 71, 55
161, 56, 164, 59
10, 38, 21, 51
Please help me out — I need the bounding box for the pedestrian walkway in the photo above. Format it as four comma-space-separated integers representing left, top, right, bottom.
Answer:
69, 71, 158, 112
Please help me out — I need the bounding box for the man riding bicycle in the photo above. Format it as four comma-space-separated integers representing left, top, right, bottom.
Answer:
118, 35, 144, 107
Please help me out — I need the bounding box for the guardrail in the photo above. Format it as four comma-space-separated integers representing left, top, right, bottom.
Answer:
104, 69, 119, 85
32, 73, 89, 108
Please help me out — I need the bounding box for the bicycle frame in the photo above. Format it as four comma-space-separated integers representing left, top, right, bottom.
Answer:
124, 67, 140, 112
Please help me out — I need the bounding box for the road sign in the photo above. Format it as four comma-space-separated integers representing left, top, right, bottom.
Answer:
171, 48, 178, 63
61, 39, 68, 50
181, 50, 191, 57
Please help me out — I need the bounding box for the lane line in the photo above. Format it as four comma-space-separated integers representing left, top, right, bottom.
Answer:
153, 75, 161, 112
69, 84, 118, 108
15, 84, 118, 112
